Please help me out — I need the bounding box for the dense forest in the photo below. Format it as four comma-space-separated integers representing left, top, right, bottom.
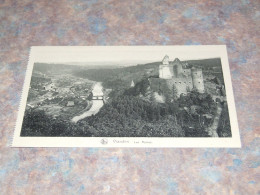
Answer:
21, 88, 231, 137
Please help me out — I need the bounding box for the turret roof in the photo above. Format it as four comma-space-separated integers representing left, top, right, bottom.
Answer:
163, 55, 169, 59
162, 55, 170, 65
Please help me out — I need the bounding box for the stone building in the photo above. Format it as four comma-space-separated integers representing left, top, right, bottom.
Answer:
44, 83, 56, 91
130, 80, 135, 87
67, 101, 75, 107
159, 55, 204, 96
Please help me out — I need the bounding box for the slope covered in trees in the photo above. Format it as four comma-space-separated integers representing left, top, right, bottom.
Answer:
21, 89, 231, 137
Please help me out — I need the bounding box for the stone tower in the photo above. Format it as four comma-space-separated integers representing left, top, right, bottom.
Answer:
159, 55, 174, 79
130, 80, 135, 87
162, 55, 169, 65
191, 68, 204, 93
172, 58, 183, 77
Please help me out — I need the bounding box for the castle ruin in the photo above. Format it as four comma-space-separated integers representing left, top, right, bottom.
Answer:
159, 55, 204, 96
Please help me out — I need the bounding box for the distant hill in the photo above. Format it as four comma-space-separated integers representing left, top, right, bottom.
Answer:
33, 63, 134, 73
33, 63, 87, 74
73, 58, 222, 90
184, 58, 222, 70
34, 58, 222, 91
73, 62, 161, 90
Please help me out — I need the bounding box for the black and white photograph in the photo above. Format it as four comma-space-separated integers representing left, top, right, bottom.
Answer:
12, 46, 241, 147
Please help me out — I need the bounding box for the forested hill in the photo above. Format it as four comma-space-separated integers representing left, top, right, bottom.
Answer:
73, 62, 161, 89
33, 58, 221, 90
73, 58, 222, 89
33, 63, 87, 74
184, 58, 222, 70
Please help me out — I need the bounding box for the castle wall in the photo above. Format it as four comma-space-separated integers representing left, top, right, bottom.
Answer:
191, 69, 204, 93
182, 69, 191, 78
173, 65, 178, 77
176, 64, 183, 76
166, 78, 193, 96
158, 56, 205, 96
171, 58, 183, 77
159, 64, 174, 79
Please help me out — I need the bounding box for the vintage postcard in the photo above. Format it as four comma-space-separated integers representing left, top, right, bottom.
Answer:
12, 46, 241, 147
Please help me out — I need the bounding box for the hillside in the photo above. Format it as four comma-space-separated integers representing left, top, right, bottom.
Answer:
73, 62, 161, 90
33, 58, 223, 92
184, 58, 222, 70
73, 58, 222, 90
33, 63, 88, 75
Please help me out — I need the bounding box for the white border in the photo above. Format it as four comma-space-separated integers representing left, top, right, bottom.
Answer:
12, 46, 241, 147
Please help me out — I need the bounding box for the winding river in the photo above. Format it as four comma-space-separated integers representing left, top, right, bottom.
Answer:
71, 82, 104, 123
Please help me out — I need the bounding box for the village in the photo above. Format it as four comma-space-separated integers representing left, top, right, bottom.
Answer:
26, 71, 109, 120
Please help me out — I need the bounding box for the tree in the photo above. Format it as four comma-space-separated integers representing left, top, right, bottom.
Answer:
192, 87, 198, 93
217, 104, 231, 137
172, 84, 178, 100
150, 91, 156, 102
21, 109, 52, 136
164, 85, 172, 104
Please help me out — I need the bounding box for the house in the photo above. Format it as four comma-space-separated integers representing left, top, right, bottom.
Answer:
44, 83, 55, 91
67, 101, 75, 107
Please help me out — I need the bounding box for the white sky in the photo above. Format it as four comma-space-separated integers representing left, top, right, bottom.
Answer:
31, 46, 225, 66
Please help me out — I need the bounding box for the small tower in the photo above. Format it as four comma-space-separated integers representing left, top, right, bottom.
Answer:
162, 55, 169, 65
172, 58, 183, 77
159, 55, 173, 79
191, 68, 204, 93
130, 80, 135, 87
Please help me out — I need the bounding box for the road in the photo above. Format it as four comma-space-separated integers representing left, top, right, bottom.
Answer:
206, 103, 222, 137
71, 82, 104, 123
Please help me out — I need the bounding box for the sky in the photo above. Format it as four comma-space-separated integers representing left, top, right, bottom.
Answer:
32, 46, 226, 66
